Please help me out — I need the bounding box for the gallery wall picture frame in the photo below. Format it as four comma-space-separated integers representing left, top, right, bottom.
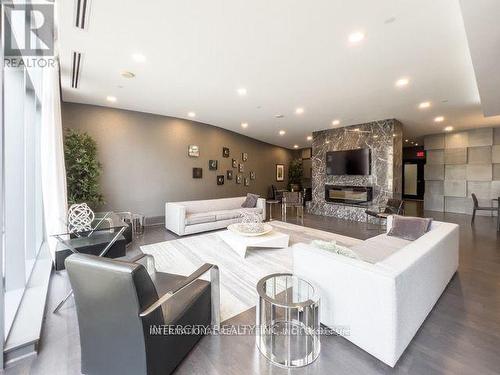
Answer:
244, 177, 250, 186
232, 159, 237, 168
276, 164, 285, 181
227, 170, 233, 180
236, 175, 242, 184
209, 160, 218, 170
242, 152, 248, 162
217, 175, 225, 185
222, 147, 230, 158
250, 171, 255, 180
238, 163, 244, 172
192, 168, 203, 179
188, 145, 200, 157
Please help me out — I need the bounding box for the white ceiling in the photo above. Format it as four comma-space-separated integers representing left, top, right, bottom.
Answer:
58, 0, 500, 149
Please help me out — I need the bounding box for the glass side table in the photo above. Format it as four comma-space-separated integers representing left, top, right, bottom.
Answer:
256, 273, 320, 368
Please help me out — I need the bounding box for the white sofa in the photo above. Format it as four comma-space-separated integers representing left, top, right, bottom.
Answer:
292, 216, 459, 367
165, 196, 266, 236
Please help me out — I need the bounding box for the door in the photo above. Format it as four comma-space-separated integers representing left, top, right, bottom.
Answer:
403, 161, 424, 200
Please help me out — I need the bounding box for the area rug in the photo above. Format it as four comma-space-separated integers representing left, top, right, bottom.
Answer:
140, 221, 362, 322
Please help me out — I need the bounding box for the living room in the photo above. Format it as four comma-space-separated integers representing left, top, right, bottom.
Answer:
1, 0, 500, 374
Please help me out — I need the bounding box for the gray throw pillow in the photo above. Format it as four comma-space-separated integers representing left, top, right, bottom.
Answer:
387, 215, 433, 241
241, 193, 259, 208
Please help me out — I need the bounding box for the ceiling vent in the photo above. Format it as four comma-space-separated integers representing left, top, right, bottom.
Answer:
71, 51, 83, 89
74, 0, 91, 30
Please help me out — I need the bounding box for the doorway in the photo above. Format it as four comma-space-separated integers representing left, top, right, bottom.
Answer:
403, 161, 424, 200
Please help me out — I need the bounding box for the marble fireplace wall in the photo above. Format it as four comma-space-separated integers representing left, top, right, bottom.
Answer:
309, 119, 403, 220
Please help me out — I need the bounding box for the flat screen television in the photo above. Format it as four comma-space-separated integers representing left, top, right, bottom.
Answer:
326, 149, 371, 175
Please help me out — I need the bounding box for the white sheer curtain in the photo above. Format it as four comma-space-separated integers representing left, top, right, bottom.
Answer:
40, 61, 67, 258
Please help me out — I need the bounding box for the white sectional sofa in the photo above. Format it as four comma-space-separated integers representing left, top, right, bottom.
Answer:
165, 196, 266, 236
292, 216, 459, 367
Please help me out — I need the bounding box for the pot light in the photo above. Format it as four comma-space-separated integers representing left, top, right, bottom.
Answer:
415, 143, 418, 146
419, 101, 431, 109
132, 53, 146, 62
307, 136, 313, 141
237, 88, 247, 96
241, 122, 248, 128
405, 139, 409, 142
348, 31, 365, 44
395, 78, 410, 87
295, 107, 304, 115
332, 119, 340, 126
444, 126, 453, 132
293, 145, 299, 149
121, 71, 135, 79
434, 116, 445, 123
279, 130, 286, 136
188, 112, 196, 118
106, 96, 117, 103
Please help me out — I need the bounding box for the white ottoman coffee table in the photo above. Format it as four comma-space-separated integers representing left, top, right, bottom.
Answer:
217, 228, 290, 258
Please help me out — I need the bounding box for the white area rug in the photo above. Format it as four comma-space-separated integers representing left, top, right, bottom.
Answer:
141, 221, 361, 322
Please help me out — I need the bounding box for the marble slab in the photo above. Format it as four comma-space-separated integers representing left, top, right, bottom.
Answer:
426, 180, 444, 196
491, 181, 500, 200
424, 194, 444, 212
445, 132, 469, 149
444, 180, 467, 197
426, 150, 444, 165
468, 146, 492, 164
494, 164, 500, 180
424, 164, 444, 180
494, 128, 500, 145
492, 145, 500, 164
444, 197, 468, 214
445, 165, 466, 180
424, 134, 445, 150
444, 148, 467, 164
467, 181, 491, 199
468, 128, 493, 147
466, 165, 492, 181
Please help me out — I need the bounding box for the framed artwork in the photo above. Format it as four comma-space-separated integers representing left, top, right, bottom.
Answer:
250, 171, 255, 180
227, 170, 233, 180
238, 163, 244, 172
242, 152, 248, 162
209, 160, 218, 170
276, 164, 285, 181
236, 175, 242, 184
217, 175, 225, 185
244, 177, 250, 186
232, 159, 237, 168
192, 168, 203, 179
188, 145, 199, 157
222, 147, 230, 158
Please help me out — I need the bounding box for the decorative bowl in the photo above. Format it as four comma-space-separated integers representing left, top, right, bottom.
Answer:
227, 223, 273, 237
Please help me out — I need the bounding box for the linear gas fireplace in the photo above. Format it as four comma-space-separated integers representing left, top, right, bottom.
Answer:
325, 185, 373, 204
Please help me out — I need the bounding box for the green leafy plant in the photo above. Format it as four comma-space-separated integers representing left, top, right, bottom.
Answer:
64, 129, 104, 208
288, 158, 303, 190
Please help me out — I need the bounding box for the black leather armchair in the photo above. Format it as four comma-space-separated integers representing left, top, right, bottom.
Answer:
65, 253, 220, 375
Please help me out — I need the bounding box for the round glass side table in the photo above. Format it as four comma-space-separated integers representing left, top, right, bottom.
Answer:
256, 273, 320, 368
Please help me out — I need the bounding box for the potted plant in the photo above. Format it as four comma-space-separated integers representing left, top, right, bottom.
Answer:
288, 159, 303, 192
64, 129, 104, 208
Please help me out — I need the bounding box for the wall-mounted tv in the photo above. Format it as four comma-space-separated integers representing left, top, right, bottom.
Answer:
326, 149, 371, 175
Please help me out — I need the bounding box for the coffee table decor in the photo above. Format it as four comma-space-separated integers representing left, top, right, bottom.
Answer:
256, 273, 321, 368
228, 211, 272, 236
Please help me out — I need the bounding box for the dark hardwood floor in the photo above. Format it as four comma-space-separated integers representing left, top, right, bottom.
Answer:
5, 203, 500, 374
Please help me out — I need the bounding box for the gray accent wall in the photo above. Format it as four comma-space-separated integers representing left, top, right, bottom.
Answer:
62, 103, 294, 218
424, 127, 500, 215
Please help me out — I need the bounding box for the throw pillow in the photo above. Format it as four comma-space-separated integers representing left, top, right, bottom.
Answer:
241, 193, 259, 208
387, 215, 433, 241
311, 240, 360, 260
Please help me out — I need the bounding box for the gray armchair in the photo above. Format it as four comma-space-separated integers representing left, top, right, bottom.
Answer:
65, 253, 220, 375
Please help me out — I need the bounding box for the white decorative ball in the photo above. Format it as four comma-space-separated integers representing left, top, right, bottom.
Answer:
68, 203, 95, 233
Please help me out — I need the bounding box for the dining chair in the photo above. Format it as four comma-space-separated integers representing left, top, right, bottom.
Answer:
471, 193, 497, 224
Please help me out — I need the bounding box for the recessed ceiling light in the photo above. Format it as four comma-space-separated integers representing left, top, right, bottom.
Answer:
384, 17, 396, 24
395, 78, 410, 87
419, 101, 431, 109
106, 96, 117, 103
275, 114, 285, 119
132, 53, 146, 62
237, 88, 247, 96
307, 136, 313, 141
188, 112, 196, 118
434, 116, 445, 123
241, 122, 248, 128
348, 31, 365, 44
295, 107, 304, 115
293, 145, 299, 149
405, 139, 409, 142
121, 71, 135, 79
444, 126, 453, 132
332, 119, 340, 126
415, 143, 418, 146
279, 130, 286, 136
